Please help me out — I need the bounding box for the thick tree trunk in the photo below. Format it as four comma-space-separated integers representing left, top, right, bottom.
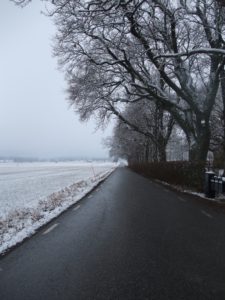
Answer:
158, 138, 167, 162
159, 148, 167, 162
189, 124, 210, 162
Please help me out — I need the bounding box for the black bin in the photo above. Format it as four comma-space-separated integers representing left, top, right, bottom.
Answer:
204, 171, 215, 198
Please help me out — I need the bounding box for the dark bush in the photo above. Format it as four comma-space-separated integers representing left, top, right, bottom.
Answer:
211, 160, 225, 173
130, 161, 206, 192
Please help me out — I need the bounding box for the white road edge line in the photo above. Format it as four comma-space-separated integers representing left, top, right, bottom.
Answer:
42, 223, 59, 235
73, 205, 81, 211
201, 210, 213, 219
178, 197, 186, 202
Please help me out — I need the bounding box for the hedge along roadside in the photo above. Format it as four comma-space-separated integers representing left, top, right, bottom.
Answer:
130, 161, 206, 192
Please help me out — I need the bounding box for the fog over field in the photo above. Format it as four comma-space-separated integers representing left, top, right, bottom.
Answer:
0, 1, 112, 160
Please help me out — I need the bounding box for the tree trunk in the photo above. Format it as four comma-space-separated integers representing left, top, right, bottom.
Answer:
144, 140, 150, 162
189, 124, 210, 162
220, 68, 225, 163
158, 139, 167, 162
159, 148, 167, 162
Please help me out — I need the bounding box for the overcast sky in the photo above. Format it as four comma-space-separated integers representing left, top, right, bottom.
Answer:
0, 1, 113, 159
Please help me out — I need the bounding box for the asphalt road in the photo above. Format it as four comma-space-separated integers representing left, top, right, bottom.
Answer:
1, 168, 225, 300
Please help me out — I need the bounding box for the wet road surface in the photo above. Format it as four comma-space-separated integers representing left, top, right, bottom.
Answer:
1, 168, 225, 299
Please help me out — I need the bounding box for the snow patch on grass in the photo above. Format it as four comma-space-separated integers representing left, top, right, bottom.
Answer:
0, 168, 115, 256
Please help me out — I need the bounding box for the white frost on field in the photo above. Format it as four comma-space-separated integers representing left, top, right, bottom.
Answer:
0, 161, 116, 255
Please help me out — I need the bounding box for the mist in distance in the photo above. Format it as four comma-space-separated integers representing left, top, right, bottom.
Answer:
0, 1, 112, 161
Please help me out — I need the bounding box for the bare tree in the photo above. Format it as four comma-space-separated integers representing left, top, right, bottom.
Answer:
216, 0, 225, 7
166, 126, 189, 161
12, 0, 225, 162
107, 99, 174, 163
108, 122, 148, 164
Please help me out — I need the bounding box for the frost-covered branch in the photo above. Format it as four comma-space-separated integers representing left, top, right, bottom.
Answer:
154, 48, 225, 59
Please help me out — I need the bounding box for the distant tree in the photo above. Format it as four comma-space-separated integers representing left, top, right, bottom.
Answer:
107, 99, 174, 163
11, 0, 31, 6
107, 121, 148, 164
216, 0, 225, 6
166, 126, 189, 161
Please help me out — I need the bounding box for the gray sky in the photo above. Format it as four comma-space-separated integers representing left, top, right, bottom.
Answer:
0, 1, 113, 159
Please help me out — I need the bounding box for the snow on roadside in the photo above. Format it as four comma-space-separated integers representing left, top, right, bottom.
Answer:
154, 179, 225, 203
183, 190, 225, 202
0, 167, 115, 256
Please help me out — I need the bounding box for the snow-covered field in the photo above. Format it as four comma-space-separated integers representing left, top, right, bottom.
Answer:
0, 161, 116, 255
